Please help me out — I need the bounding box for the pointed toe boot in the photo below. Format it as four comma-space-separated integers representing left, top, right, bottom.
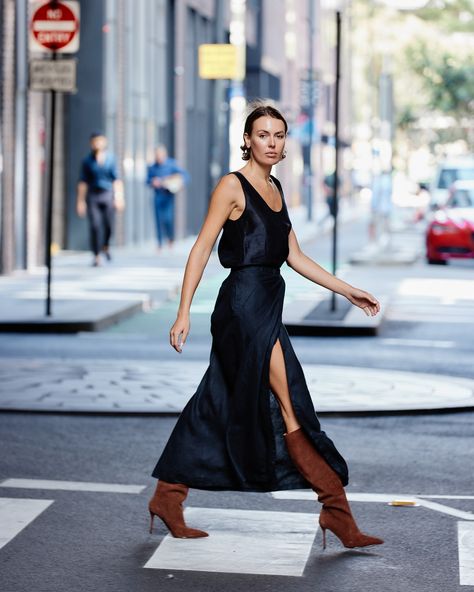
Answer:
148, 480, 209, 538
285, 428, 384, 549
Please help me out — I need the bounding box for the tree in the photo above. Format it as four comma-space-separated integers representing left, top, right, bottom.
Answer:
406, 42, 474, 119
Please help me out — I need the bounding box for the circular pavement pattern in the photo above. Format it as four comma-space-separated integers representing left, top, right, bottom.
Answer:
1, 359, 474, 413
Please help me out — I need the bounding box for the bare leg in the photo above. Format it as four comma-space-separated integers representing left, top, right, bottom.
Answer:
269, 338, 301, 433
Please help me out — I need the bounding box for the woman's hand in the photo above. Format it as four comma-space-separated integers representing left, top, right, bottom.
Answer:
170, 313, 190, 353
345, 287, 380, 317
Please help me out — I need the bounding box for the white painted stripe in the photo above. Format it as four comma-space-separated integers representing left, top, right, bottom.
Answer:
417, 499, 474, 521
271, 491, 474, 520
271, 491, 474, 502
271, 491, 416, 503
32, 22, 77, 32
145, 507, 318, 577
386, 314, 474, 324
424, 495, 474, 500
379, 338, 456, 349
0, 498, 53, 550
0, 479, 145, 494
458, 522, 474, 585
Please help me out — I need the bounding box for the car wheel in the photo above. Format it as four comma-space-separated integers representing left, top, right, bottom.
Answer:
427, 258, 447, 265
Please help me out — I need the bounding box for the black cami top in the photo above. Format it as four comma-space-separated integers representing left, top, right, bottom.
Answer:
217, 171, 292, 269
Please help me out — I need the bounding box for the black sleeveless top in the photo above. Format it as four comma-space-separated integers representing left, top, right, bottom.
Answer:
217, 171, 292, 269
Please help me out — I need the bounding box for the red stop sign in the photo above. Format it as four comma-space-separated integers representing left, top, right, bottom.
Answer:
31, 2, 79, 51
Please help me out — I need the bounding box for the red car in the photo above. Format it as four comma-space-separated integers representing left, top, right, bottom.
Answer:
426, 180, 474, 264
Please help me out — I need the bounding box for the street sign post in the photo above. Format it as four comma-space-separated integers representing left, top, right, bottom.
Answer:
198, 44, 243, 80
29, 0, 80, 317
30, 0, 80, 53
29, 58, 77, 92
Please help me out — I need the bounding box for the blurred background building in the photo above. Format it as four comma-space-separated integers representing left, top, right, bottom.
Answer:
1, 0, 354, 275
6, 0, 470, 275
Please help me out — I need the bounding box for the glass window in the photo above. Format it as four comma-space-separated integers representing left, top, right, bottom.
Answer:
438, 168, 474, 189
450, 189, 474, 208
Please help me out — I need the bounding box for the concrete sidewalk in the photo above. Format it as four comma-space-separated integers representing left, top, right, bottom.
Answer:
1, 357, 473, 414
0, 201, 424, 336
1, 202, 472, 415
0, 202, 363, 333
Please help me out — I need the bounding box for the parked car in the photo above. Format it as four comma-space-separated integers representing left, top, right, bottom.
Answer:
429, 158, 474, 210
426, 180, 474, 264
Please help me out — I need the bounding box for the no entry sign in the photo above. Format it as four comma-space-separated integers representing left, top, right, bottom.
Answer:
30, 1, 80, 53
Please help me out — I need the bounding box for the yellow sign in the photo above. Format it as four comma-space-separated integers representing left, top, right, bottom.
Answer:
198, 44, 244, 80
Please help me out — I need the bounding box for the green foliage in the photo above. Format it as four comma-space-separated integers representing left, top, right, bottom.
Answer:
405, 41, 474, 117
396, 104, 419, 130
416, 0, 474, 33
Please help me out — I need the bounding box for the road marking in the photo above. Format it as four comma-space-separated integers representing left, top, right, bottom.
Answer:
144, 507, 318, 577
0, 478, 145, 494
458, 522, 474, 585
418, 499, 474, 521
272, 491, 415, 502
272, 491, 474, 520
379, 338, 456, 349
0, 498, 53, 550
424, 495, 474, 500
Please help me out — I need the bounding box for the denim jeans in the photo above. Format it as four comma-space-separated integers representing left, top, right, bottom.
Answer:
154, 193, 175, 246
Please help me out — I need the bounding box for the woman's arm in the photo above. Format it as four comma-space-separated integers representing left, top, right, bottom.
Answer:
286, 229, 380, 316
170, 174, 242, 353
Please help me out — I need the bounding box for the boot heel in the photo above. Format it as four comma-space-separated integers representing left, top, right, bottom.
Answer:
149, 510, 155, 534
321, 526, 327, 550
148, 481, 209, 538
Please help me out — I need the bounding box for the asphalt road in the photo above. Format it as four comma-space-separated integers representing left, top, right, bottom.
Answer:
1, 217, 474, 591
1, 411, 473, 592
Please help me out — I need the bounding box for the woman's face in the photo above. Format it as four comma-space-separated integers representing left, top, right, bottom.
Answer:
244, 116, 286, 165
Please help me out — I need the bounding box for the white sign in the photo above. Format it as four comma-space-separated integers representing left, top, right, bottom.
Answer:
29, 59, 77, 92
30, 1, 80, 54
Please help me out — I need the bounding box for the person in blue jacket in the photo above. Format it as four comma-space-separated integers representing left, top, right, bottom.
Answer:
76, 131, 125, 266
146, 145, 189, 251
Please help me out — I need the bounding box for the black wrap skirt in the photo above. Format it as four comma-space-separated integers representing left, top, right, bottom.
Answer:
153, 265, 348, 491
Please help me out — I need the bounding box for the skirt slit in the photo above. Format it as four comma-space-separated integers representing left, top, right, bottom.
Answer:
152, 266, 349, 491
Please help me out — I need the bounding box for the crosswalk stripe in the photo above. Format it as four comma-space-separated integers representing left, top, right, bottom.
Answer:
0, 478, 145, 494
272, 491, 474, 520
0, 498, 53, 550
379, 338, 456, 349
144, 507, 318, 577
458, 522, 474, 585
418, 499, 474, 522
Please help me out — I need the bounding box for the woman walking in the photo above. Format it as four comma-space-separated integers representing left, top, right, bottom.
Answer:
149, 104, 384, 549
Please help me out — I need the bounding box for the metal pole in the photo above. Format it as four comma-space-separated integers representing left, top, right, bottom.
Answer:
45, 51, 57, 316
330, 10, 341, 312
307, 0, 315, 221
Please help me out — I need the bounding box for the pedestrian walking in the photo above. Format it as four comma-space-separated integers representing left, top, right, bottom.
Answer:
369, 166, 393, 242
146, 145, 189, 252
323, 170, 340, 219
149, 104, 384, 549
76, 132, 125, 267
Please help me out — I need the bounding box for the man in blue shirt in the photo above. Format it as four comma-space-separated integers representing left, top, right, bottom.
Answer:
146, 145, 189, 251
76, 132, 124, 266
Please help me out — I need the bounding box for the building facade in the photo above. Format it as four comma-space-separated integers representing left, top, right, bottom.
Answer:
0, 0, 352, 274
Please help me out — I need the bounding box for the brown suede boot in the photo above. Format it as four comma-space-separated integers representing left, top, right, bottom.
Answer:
285, 428, 383, 549
148, 481, 208, 538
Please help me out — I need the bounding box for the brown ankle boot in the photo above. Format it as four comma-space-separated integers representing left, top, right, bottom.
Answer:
285, 428, 383, 549
148, 481, 208, 538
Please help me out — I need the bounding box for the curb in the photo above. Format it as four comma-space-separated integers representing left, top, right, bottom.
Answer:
0, 300, 147, 334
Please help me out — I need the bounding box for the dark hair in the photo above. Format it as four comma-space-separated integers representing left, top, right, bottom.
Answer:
240, 104, 288, 161
90, 130, 105, 139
